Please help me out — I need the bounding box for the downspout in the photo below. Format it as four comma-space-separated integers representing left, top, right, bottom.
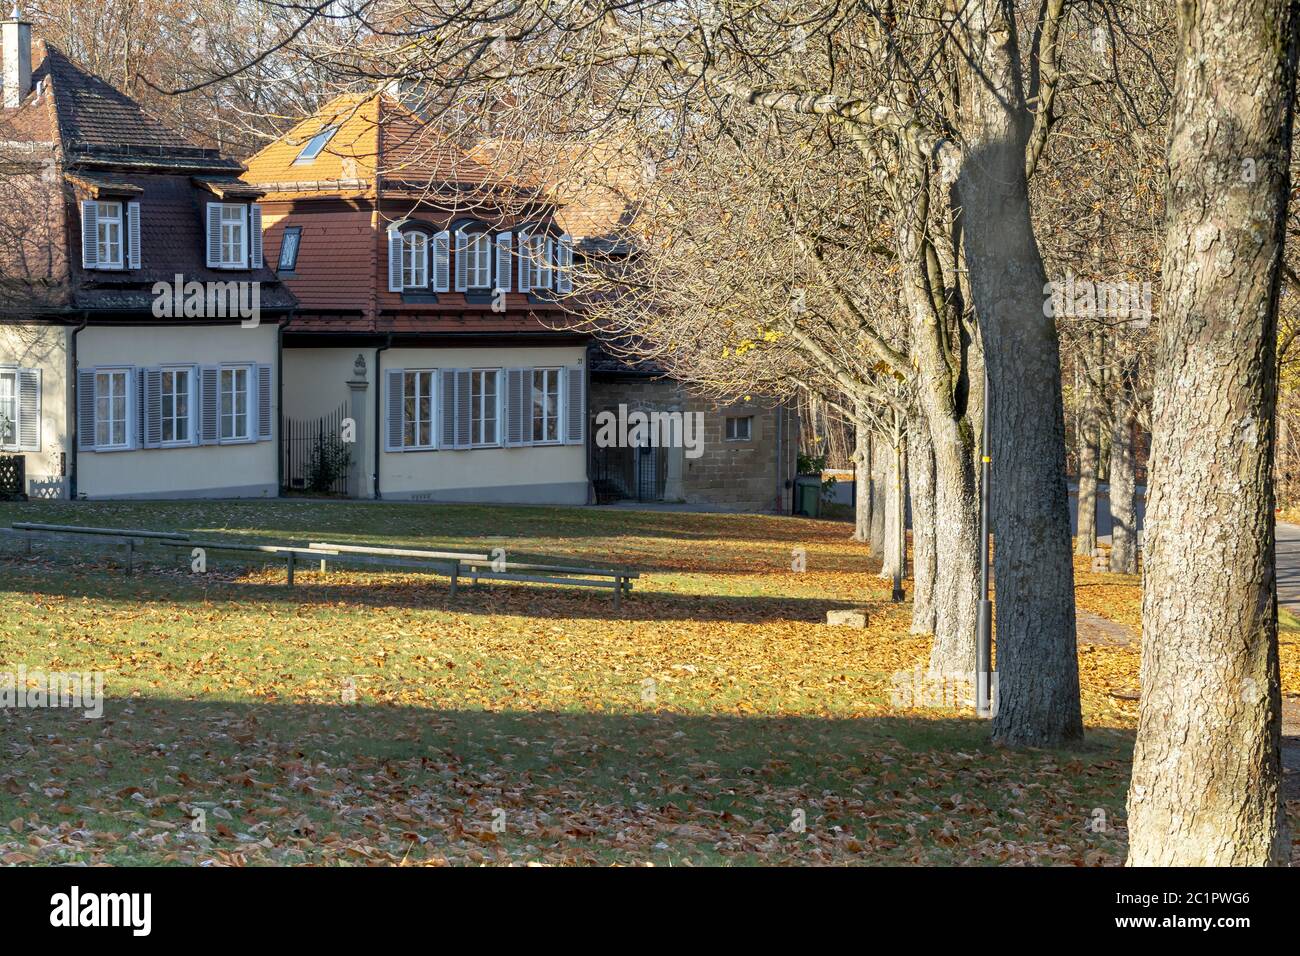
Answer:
276, 319, 285, 496
68, 315, 88, 500
776, 399, 785, 514
372, 334, 391, 499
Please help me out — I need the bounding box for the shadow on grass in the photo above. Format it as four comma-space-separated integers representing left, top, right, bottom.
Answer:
0, 696, 1135, 866
0, 554, 894, 625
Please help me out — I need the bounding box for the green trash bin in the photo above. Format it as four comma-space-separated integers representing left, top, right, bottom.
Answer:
796, 476, 821, 517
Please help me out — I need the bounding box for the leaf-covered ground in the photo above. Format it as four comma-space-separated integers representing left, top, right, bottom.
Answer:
0, 500, 1292, 865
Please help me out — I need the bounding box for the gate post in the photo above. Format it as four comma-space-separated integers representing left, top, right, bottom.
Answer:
346, 354, 369, 499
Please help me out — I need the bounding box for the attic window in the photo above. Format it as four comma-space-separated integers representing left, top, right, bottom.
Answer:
294, 125, 339, 164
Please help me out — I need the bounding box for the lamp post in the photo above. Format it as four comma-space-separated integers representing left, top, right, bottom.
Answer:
976, 366, 995, 718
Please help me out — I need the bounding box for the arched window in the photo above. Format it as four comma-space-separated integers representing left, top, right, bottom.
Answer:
387, 221, 448, 293
452, 220, 495, 292
402, 230, 427, 288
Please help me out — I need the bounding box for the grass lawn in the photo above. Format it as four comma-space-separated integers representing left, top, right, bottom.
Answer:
0, 499, 1292, 865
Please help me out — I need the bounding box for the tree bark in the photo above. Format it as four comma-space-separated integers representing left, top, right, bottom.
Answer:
909, 409, 938, 634
1075, 339, 1102, 555
870, 432, 887, 556
952, 0, 1082, 746
879, 421, 905, 582
1108, 377, 1139, 575
853, 412, 871, 543
1126, 0, 1297, 866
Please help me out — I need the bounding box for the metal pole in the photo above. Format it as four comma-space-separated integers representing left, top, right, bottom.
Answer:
976, 365, 994, 718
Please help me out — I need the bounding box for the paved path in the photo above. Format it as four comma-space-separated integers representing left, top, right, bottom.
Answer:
1277, 522, 1300, 615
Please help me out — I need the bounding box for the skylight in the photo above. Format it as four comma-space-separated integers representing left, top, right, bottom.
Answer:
294, 124, 340, 164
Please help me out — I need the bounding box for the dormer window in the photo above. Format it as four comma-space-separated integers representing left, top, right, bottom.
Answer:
402, 231, 428, 288
95, 201, 123, 268
80, 199, 140, 271
465, 232, 492, 289
206, 202, 263, 270
295, 124, 339, 164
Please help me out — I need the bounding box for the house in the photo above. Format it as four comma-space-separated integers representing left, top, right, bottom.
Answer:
471, 138, 799, 512
242, 93, 590, 503
0, 12, 295, 499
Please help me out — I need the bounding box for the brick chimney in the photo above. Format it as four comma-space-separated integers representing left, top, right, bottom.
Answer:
2, 6, 32, 109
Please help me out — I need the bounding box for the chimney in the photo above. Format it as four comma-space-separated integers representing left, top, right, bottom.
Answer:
2, 6, 32, 109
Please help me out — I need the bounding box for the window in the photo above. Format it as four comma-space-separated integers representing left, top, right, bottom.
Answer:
219, 366, 251, 441
278, 226, 301, 272
94, 369, 130, 449
465, 231, 492, 289
96, 201, 123, 269
471, 369, 499, 446
726, 416, 753, 441
531, 368, 561, 444
403, 231, 428, 288
402, 370, 435, 449
216, 204, 247, 268
295, 124, 339, 163
160, 367, 192, 444
522, 233, 551, 290
0, 371, 14, 448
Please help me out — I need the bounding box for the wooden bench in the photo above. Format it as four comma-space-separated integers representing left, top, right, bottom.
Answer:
7, 522, 189, 575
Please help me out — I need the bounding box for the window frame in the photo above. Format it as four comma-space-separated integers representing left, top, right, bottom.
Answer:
464, 230, 493, 290
725, 415, 753, 442
95, 200, 124, 270
0, 369, 16, 451
294, 124, 340, 164
93, 367, 132, 451
402, 230, 429, 289
159, 365, 195, 447
400, 369, 437, 450
277, 225, 302, 272
530, 367, 562, 445
214, 203, 248, 269
470, 368, 501, 448
218, 364, 253, 444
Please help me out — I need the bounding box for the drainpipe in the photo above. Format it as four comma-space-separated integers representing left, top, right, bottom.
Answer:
276, 319, 285, 496
372, 334, 391, 499
68, 315, 88, 500
775, 399, 785, 514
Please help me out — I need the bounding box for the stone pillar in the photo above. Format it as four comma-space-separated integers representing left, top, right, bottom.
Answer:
346, 353, 368, 499
663, 442, 685, 501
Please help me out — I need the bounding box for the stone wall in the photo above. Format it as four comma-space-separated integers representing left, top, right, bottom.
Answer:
590, 374, 796, 512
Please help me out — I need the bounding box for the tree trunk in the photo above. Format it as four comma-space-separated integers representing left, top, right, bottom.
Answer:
1126, 0, 1297, 866
1108, 380, 1139, 575
952, 0, 1082, 746
879, 422, 905, 582
853, 413, 871, 542
1075, 348, 1101, 555
909, 408, 938, 634
870, 432, 887, 556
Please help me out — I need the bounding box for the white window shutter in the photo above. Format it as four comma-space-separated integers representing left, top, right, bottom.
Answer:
205, 204, 221, 268
250, 205, 264, 268
564, 366, 585, 444
432, 230, 450, 292
80, 201, 98, 269
385, 369, 405, 451
77, 368, 96, 450
142, 367, 162, 448
503, 367, 528, 447
17, 368, 40, 452
518, 233, 532, 293
495, 232, 512, 293
199, 366, 219, 444
126, 202, 142, 270
125, 368, 139, 450
440, 369, 457, 448
556, 234, 574, 294
454, 230, 469, 292
256, 364, 272, 440
387, 229, 403, 291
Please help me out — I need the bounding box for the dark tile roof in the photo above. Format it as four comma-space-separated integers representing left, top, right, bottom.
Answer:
35, 42, 240, 173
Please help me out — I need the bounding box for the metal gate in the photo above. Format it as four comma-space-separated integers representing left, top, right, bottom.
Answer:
282, 402, 351, 496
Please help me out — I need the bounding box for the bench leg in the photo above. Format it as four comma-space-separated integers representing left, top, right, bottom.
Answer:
449, 564, 458, 598
24, 532, 32, 556
286, 552, 295, 587
125, 540, 134, 576
320, 558, 327, 574
614, 576, 622, 612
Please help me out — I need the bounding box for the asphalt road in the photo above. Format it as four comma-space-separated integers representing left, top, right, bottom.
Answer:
1279, 522, 1300, 616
